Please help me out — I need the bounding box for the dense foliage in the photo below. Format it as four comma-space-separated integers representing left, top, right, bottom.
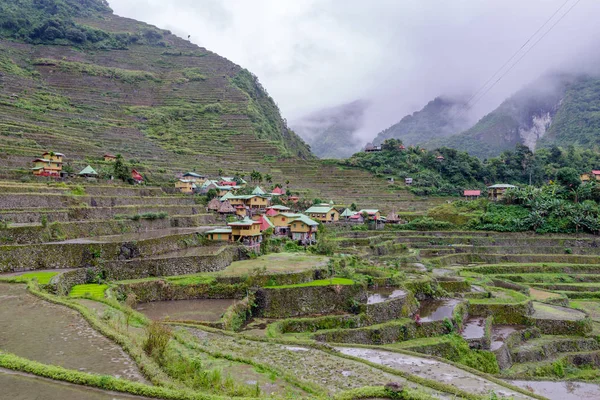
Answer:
0, 0, 169, 49
344, 138, 600, 196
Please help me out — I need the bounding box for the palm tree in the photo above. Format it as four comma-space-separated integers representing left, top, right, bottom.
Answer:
265, 174, 272, 184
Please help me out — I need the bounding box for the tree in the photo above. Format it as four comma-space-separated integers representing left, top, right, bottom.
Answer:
206, 188, 218, 200
556, 167, 580, 189
113, 154, 129, 182
218, 168, 224, 176
265, 174, 272, 184
350, 203, 358, 211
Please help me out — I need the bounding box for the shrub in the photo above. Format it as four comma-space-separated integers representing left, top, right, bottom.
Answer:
143, 321, 171, 360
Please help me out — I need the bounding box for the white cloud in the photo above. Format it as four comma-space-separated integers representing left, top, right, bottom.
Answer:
107, 0, 600, 141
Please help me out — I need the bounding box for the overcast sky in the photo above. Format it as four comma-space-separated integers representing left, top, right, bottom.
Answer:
108, 0, 600, 141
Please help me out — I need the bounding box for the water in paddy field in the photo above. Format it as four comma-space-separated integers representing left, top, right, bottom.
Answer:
366, 288, 407, 304
461, 317, 486, 340
508, 380, 600, 400
0, 370, 150, 400
490, 325, 526, 351
417, 298, 460, 322
135, 299, 236, 322
0, 283, 145, 382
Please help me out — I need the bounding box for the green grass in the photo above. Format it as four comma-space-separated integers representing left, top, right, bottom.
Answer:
266, 278, 355, 289
68, 284, 108, 300
468, 288, 529, 304
3, 271, 57, 285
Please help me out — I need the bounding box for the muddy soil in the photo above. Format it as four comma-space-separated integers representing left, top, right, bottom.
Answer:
0, 283, 145, 382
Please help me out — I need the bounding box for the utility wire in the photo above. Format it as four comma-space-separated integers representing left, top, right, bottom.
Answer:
464, 0, 581, 112
461, 0, 572, 109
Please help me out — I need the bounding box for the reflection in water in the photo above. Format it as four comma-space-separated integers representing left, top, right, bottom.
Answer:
418, 299, 460, 322
136, 299, 235, 322
366, 288, 407, 304
461, 317, 485, 340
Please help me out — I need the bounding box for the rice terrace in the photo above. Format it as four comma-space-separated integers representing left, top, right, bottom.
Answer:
2, 0, 600, 399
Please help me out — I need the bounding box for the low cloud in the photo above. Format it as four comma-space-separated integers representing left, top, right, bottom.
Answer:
108, 0, 600, 142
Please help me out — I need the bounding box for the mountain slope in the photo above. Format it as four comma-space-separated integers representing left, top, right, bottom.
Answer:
372, 96, 469, 146
428, 73, 595, 158
292, 100, 367, 159
0, 0, 422, 211
0, 0, 311, 181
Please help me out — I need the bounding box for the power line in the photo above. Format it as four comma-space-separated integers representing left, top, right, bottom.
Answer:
464, 0, 581, 113
462, 0, 572, 109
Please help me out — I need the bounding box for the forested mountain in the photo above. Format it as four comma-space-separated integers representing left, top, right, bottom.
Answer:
371, 96, 470, 147
292, 100, 368, 159
429, 73, 600, 159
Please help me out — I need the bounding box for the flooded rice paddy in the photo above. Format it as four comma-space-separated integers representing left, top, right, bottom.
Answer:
508, 380, 600, 400
491, 325, 525, 351
0, 283, 145, 382
0, 369, 150, 400
366, 288, 407, 304
418, 299, 460, 322
136, 299, 235, 322
461, 317, 486, 340
337, 347, 534, 399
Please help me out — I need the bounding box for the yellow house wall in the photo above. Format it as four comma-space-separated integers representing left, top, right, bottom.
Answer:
308, 210, 339, 222
250, 197, 269, 207
290, 222, 311, 233
271, 215, 292, 227
231, 224, 261, 237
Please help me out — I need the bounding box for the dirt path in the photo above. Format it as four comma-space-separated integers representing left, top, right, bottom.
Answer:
336, 347, 536, 399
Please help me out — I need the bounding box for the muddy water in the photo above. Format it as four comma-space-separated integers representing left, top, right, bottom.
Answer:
0, 370, 151, 400
461, 317, 485, 340
508, 380, 600, 400
367, 288, 407, 304
136, 299, 235, 322
0, 283, 145, 382
491, 325, 525, 351
418, 299, 460, 322
336, 347, 534, 399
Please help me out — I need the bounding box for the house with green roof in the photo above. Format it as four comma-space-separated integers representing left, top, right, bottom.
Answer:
340, 208, 357, 219
252, 186, 266, 195
305, 204, 339, 223
78, 165, 98, 178
487, 184, 516, 201
205, 227, 232, 242
289, 214, 318, 244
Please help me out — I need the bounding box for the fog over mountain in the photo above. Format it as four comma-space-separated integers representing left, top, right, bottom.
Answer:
108, 0, 600, 148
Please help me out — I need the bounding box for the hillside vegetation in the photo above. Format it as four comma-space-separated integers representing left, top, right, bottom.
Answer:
343, 138, 600, 196
372, 97, 470, 147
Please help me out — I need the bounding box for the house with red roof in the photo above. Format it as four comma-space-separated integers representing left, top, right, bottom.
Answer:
463, 190, 481, 200
271, 186, 284, 196
131, 169, 143, 183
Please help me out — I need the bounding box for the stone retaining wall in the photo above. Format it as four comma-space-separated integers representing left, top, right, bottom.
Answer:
0, 193, 192, 209
468, 300, 534, 325
254, 284, 367, 318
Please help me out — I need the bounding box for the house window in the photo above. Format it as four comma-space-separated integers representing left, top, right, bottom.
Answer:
282, 218, 286, 222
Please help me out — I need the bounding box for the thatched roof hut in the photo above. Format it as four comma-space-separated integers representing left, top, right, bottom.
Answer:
218, 200, 236, 214
207, 197, 221, 211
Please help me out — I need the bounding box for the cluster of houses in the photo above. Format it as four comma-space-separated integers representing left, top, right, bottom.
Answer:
30, 151, 144, 183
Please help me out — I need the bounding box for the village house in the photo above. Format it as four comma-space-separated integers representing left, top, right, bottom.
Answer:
271, 186, 285, 196
201, 180, 235, 196
340, 208, 357, 219
254, 214, 274, 232
463, 190, 481, 200
218, 200, 236, 215
228, 217, 262, 248
182, 172, 206, 183
305, 204, 339, 222
78, 165, 98, 179
252, 186, 266, 195
487, 184, 516, 201
405, 177, 413, 185
235, 205, 247, 218
289, 214, 318, 244
103, 154, 117, 162
225, 194, 269, 210
287, 195, 300, 203
175, 179, 196, 194
221, 176, 247, 187
204, 227, 232, 241
385, 211, 401, 224
31, 151, 64, 177
207, 197, 221, 211
359, 209, 380, 220
131, 169, 143, 184
581, 170, 600, 183
348, 213, 364, 223
364, 142, 381, 153
270, 212, 301, 236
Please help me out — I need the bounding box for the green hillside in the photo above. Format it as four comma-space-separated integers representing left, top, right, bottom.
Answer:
0, 0, 435, 211
372, 97, 469, 146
